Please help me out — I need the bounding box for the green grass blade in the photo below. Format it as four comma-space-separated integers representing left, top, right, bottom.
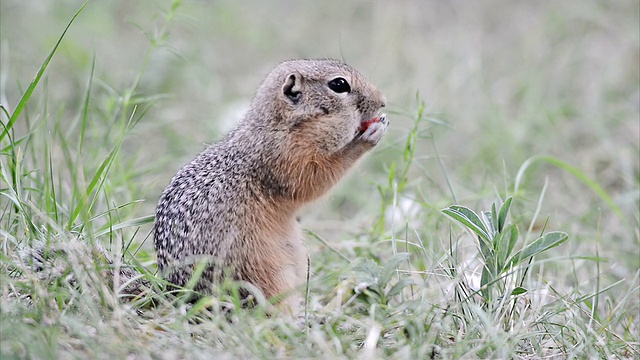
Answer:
67, 146, 117, 230
1, 1, 90, 143
514, 155, 624, 220
78, 54, 96, 154
95, 215, 155, 237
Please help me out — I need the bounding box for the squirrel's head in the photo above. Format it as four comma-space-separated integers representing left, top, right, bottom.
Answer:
250, 59, 386, 154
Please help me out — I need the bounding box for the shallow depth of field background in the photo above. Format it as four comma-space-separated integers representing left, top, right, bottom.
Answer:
1, 0, 638, 357
4, 0, 637, 267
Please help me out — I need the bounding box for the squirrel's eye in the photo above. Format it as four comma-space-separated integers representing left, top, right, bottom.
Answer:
327, 77, 351, 93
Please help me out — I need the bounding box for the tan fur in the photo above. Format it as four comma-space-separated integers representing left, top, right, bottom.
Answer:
153, 59, 387, 311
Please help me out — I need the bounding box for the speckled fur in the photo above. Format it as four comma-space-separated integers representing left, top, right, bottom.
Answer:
153, 59, 387, 308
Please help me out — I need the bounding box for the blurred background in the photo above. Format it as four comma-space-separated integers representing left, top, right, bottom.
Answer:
1, 1, 638, 276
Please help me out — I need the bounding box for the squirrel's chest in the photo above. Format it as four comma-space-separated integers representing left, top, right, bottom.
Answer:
254, 218, 306, 267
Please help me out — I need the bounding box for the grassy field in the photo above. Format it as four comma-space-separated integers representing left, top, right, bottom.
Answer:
1, 0, 638, 358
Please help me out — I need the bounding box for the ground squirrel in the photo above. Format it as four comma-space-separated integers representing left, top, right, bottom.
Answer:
153, 59, 388, 310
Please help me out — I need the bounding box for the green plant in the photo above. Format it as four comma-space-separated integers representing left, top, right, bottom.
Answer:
443, 198, 568, 314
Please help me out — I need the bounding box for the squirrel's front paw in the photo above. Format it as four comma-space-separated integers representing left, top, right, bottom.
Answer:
358, 114, 388, 145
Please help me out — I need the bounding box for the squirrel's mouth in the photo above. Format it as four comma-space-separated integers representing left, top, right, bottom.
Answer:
356, 113, 386, 136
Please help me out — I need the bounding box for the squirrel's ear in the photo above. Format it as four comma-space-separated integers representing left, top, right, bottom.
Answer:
282, 72, 303, 104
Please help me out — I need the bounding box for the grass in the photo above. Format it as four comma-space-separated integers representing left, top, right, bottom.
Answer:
1, 0, 638, 358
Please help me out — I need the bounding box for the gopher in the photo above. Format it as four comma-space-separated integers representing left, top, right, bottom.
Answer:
153, 59, 388, 310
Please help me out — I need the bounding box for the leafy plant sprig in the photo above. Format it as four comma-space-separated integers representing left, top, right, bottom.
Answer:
442, 197, 568, 307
